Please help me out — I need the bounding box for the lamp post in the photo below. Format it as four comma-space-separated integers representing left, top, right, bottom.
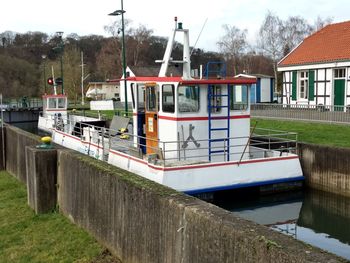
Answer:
109, 2, 128, 115
41, 54, 47, 94
55, 31, 64, 94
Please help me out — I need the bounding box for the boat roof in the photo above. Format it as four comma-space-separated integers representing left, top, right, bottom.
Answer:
108, 76, 256, 85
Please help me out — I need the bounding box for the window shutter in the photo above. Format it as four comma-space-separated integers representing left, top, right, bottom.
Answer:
308, 70, 315, 101
292, 71, 297, 101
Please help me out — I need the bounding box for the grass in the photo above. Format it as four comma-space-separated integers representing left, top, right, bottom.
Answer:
0, 171, 117, 263
252, 118, 350, 148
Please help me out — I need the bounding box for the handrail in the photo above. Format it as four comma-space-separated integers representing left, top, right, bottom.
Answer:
46, 114, 298, 167
238, 121, 257, 166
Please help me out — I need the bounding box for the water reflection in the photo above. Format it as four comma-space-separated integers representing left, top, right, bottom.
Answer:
212, 188, 350, 260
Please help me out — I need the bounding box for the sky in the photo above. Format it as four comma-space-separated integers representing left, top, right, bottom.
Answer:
1, 0, 349, 52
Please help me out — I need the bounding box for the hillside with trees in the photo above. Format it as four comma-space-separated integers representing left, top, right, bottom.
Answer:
0, 12, 332, 101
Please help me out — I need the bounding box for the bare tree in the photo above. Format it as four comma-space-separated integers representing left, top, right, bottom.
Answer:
280, 16, 313, 55
95, 39, 121, 80
258, 11, 284, 93
217, 24, 247, 75
313, 16, 333, 32
128, 25, 153, 66
62, 46, 81, 103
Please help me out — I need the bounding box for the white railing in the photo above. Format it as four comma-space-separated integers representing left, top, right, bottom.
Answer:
251, 103, 350, 124
50, 115, 298, 167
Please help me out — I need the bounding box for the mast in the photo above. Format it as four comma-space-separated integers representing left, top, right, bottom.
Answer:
156, 17, 192, 79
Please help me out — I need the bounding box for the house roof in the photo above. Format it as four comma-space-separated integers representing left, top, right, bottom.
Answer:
279, 20, 350, 67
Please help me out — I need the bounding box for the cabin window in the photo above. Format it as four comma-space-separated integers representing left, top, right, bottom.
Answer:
178, 85, 200, 112
334, 68, 345, 79
299, 71, 308, 99
146, 85, 158, 111
230, 85, 248, 110
137, 85, 145, 110
48, 98, 57, 109
162, 84, 175, 113
57, 98, 66, 108
209, 85, 222, 113
131, 83, 136, 109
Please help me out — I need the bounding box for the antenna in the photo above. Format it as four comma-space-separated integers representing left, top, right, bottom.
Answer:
190, 18, 208, 55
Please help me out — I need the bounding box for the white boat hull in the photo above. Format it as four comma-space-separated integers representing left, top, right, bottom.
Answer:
107, 148, 303, 194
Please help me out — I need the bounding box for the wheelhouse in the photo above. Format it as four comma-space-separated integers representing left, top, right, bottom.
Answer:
129, 76, 256, 163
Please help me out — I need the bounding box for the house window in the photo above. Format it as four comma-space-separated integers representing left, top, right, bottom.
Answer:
334, 68, 345, 79
299, 71, 308, 99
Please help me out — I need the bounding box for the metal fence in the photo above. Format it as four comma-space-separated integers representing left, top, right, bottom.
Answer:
0, 98, 42, 109
251, 103, 350, 124
49, 114, 298, 167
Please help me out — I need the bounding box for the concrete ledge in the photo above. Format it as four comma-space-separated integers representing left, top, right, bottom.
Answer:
26, 147, 57, 214
298, 143, 350, 197
57, 149, 344, 263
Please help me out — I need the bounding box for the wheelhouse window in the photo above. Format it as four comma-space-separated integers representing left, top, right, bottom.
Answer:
209, 85, 221, 113
146, 85, 158, 111
57, 98, 66, 108
299, 71, 308, 99
131, 83, 136, 109
162, 84, 175, 113
334, 68, 345, 79
48, 98, 57, 109
137, 84, 145, 110
230, 85, 248, 111
178, 85, 200, 112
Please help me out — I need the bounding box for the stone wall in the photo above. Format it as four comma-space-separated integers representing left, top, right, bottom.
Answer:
298, 143, 350, 197
57, 149, 343, 263
1, 125, 346, 262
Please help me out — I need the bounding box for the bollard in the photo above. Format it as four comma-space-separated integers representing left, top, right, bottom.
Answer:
25, 146, 57, 214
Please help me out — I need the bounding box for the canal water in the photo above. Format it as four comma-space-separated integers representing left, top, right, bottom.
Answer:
212, 188, 350, 260
14, 121, 350, 260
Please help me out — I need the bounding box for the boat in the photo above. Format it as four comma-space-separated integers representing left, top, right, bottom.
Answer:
38, 18, 303, 194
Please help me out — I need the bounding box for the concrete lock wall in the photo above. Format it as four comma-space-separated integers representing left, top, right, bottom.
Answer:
5, 125, 41, 183
298, 143, 350, 197
57, 149, 342, 263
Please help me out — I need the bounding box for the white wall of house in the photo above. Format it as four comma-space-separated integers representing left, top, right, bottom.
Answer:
86, 83, 120, 100
279, 64, 350, 107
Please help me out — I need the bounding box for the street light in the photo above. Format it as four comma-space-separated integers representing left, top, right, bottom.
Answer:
41, 54, 47, 94
54, 31, 64, 94
109, 2, 128, 115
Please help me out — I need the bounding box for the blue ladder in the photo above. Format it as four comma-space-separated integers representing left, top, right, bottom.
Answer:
204, 61, 226, 79
207, 84, 231, 161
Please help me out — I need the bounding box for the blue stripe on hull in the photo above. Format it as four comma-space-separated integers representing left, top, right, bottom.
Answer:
184, 176, 304, 195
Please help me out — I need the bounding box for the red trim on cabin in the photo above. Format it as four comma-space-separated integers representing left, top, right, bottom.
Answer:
158, 115, 250, 121
180, 78, 256, 85
108, 77, 256, 85
132, 112, 250, 121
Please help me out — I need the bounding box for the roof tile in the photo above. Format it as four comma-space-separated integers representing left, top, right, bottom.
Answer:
279, 20, 350, 66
